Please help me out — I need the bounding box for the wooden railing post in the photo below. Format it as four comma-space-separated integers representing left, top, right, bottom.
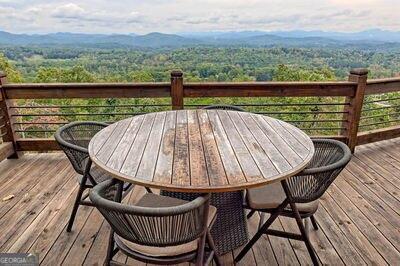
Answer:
342, 68, 368, 153
171, 70, 184, 110
0, 72, 18, 158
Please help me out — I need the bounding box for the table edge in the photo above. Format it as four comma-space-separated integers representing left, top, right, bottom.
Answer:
89, 142, 314, 192
88, 110, 315, 192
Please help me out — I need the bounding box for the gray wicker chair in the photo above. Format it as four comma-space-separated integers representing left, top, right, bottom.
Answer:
202, 104, 244, 112
55, 121, 131, 232
236, 139, 352, 265
90, 180, 221, 266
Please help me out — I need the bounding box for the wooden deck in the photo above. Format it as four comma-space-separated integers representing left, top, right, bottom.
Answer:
0, 138, 399, 265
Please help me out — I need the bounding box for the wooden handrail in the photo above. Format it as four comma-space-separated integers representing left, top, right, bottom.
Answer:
2, 81, 358, 99
0, 69, 400, 156
366, 77, 400, 95
184, 81, 357, 97
357, 125, 400, 145
3, 82, 170, 99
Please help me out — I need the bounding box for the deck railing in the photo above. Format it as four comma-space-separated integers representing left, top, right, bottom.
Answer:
358, 77, 400, 145
1, 68, 400, 161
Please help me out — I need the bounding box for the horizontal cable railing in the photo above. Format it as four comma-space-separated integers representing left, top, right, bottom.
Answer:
1, 69, 400, 156
360, 78, 400, 131
184, 97, 348, 136
356, 77, 400, 145
9, 99, 172, 138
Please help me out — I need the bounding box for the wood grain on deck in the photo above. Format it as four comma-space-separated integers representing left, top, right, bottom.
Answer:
1, 138, 400, 264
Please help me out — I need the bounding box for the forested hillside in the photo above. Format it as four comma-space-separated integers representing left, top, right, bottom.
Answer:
1, 46, 400, 83
0, 45, 399, 138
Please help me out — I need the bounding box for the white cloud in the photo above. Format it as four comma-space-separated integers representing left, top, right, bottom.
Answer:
51, 3, 86, 19
0, 0, 398, 34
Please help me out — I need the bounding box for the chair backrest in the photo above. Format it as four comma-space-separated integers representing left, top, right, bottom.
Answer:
286, 139, 351, 203
90, 180, 210, 247
55, 121, 108, 175
202, 104, 245, 112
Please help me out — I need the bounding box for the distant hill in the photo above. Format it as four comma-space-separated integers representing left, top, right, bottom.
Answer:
1, 29, 400, 48
0, 31, 200, 47
269, 29, 400, 42
182, 29, 400, 43
132, 32, 201, 47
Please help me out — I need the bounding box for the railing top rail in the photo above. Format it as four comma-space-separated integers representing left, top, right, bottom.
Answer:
367, 77, 400, 85
2, 80, 358, 99
184, 81, 357, 86
184, 81, 357, 97
2, 82, 171, 99
365, 77, 400, 95
2, 82, 170, 88
3, 80, 357, 86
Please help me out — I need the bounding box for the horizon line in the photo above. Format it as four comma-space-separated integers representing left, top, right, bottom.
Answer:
1, 28, 399, 36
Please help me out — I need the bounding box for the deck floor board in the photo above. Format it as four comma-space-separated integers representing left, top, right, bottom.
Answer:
0, 138, 399, 265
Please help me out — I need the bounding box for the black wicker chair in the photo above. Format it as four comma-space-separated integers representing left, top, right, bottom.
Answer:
55, 121, 131, 232
90, 180, 221, 266
236, 139, 352, 265
202, 104, 245, 112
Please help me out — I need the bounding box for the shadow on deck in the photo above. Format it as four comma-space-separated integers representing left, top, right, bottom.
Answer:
0, 138, 399, 265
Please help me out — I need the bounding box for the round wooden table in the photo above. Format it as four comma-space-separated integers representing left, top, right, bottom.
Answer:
89, 109, 314, 254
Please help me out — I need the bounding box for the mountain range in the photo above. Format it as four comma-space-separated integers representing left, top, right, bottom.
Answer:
1, 29, 400, 48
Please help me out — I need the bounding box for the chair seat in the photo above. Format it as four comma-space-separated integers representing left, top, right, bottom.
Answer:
76, 165, 112, 186
247, 182, 319, 213
119, 193, 217, 257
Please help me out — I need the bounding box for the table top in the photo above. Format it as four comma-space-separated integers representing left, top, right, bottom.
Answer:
89, 110, 314, 192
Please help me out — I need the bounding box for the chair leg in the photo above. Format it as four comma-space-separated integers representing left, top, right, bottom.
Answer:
235, 199, 288, 262
106, 180, 124, 266
246, 209, 256, 219
305, 216, 310, 232
105, 231, 115, 266
68, 159, 93, 232
310, 215, 319, 230
195, 233, 206, 266
66, 183, 85, 232
281, 181, 319, 266
290, 202, 319, 265
258, 212, 265, 229
207, 230, 222, 266
196, 195, 212, 266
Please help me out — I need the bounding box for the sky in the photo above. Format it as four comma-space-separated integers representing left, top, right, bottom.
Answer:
0, 0, 399, 34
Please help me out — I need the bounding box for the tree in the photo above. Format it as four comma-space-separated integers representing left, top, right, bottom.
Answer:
130, 70, 155, 82
35, 66, 95, 83
0, 53, 23, 82
273, 64, 335, 81
255, 67, 274, 81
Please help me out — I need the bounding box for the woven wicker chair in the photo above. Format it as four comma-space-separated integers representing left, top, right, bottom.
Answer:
90, 179, 221, 266
55, 121, 131, 232
236, 139, 352, 265
202, 104, 244, 112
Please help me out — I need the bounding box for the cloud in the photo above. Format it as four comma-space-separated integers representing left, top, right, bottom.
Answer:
0, 0, 398, 34
49, 2, 143, 27
51, 3, 85, 19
